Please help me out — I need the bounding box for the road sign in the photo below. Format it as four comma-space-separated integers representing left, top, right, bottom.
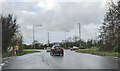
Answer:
15, 45, 19, 50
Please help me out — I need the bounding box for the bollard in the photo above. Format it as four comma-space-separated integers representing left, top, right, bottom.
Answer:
14, 49, 16, 55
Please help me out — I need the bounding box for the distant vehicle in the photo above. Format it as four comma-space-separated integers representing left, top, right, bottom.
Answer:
79, 46, 86, 49
50, 45, 64, 56
71, 46, 79, 50
47, 47, 51, 52
68, 47, 71, 49
91, 46, 96, 49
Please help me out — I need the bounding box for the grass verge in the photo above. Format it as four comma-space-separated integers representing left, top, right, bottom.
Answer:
2, 51, 41, 57
16, 51, 41, 56
76, 48, 119, 57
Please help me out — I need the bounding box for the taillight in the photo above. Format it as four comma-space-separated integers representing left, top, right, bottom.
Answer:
62, 48, 64, 49
53, 48, 55, 50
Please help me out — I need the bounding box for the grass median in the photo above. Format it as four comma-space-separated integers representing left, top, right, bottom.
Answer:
76, 48, 119, 57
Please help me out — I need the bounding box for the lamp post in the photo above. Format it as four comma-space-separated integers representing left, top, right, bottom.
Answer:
33, 25, 42, 51
78, 23, 81, 48
64, 30, 69, 49
48, 32, 50, 46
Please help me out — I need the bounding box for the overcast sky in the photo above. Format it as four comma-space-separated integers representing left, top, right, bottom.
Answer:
1, 0, 118, 44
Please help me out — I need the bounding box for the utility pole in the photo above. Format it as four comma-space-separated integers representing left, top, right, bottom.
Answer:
48, 32, 50, 46
78, 23, 81, 47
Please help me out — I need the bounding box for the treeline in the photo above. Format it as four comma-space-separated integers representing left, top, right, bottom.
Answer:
23, 38, 97, 49
60, 39, 97, 49
98, 1, 120, 52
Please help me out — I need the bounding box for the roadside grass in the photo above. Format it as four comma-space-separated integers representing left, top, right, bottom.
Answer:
76, 48, 119, 57
3, 51, 41, 58
23, 51, 41, 54
16, 51, 41, 56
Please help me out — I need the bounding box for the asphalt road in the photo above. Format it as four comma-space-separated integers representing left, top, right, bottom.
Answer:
2, 50, 119, 69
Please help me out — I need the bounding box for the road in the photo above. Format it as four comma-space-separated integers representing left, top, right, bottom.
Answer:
2, 50, 119, 69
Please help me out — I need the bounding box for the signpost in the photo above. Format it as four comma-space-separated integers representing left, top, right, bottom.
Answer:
14, 45, 19, 55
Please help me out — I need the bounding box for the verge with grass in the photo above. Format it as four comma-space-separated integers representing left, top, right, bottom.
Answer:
16, 51, 41, 56
76, 48, 119, 57
3, 50, 41, 57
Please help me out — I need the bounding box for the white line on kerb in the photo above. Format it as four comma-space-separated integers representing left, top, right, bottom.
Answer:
115, 57, 118, 59
1, 63, 5, 66
8, 57, 12, 59
5, 61, 8, 63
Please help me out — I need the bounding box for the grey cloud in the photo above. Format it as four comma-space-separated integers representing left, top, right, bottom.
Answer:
1, 1, 106, 44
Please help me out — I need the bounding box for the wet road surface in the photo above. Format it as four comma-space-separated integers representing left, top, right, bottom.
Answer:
2, 50, 118, 69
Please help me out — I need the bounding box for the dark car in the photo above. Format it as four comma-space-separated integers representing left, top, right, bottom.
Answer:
50, 45, 64, 56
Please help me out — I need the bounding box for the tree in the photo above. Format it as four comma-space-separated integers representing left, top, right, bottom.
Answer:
99, 1, 120, 52
13, 33, 23, 53
1, 14, 19, 53
86, 39, 93, 48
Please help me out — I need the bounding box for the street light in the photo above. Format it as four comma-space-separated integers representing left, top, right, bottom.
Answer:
78, 23, 81, 48
33, 25, 42, 51
48, 32, 50, 46
64, 30, 69, 49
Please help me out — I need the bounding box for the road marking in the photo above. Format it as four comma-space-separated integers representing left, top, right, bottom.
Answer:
5, 61, 8, 63
115, 57, 118, 59
1, 63, 5, 66
9, 57, 12, 58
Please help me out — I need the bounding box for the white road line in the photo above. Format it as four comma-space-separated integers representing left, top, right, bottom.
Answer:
5, 61, 8, 63
115, 57, 118, 59
8, 57, 12, 59
1, 63, 5, 66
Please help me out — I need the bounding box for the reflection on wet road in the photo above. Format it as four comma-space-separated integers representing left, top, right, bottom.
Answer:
3, 50, 118, 69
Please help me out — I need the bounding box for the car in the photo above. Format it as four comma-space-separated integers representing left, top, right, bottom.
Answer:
50, 45, 64, 56
71, 46, 79, 50
91, 46, 96, 49
68, 47, 71, 49
46, 47, 51, 52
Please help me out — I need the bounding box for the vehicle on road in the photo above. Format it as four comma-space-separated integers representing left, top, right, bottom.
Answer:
68, 47, 71, 49
91, 46, 96, 49
50, 45, 64, 56
46, 47, 51, 52
71, 46, 79, 50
